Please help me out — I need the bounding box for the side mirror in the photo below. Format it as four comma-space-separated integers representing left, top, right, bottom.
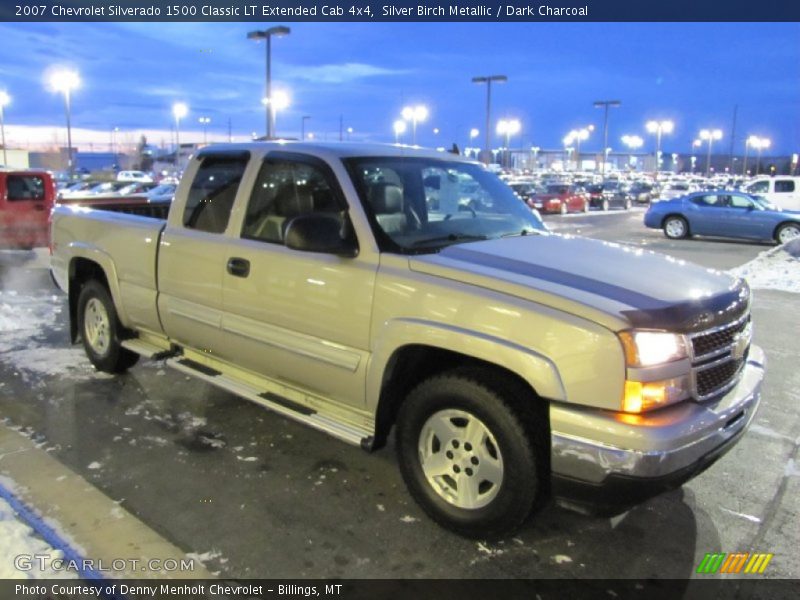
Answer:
284, 213, 357, 257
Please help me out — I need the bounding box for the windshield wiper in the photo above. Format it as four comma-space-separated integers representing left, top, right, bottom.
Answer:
411, 233, 489, 247
500, 228, 542, 238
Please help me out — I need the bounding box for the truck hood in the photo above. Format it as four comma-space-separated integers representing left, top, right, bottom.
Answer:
408, 234, 749, 333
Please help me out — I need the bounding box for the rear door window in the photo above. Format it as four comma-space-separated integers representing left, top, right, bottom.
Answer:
6, 175, 45, 202
182, 156, 248, 234
775, 180, 795, 193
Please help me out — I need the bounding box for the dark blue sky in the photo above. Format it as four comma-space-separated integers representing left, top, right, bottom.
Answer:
1, 22, 798, 155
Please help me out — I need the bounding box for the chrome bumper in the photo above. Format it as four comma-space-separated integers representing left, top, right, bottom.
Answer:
550, 345, 764, 488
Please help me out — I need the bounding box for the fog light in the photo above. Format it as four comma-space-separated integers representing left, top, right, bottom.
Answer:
623, 378, 688, 413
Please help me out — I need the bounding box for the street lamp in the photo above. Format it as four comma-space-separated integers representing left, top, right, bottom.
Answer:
645, 120, 674, 181
621, 134, 643, 170
48, 69, 80, 179
262, 91, 290, 137
593, 100, 621, 176
247, 26, 291, 140
747, 136, 771, 175
172, 102, 188, 169
472, 75, 507, 164
393, 119, 407, 144
346, 126, 353, 141
564, 127, 591, 171
198, 117, 210, 144
530, 146, 540, 171
401, 105, 428, 145
698, 128, 723, 176
496, 119, 521, 169
0, 90, 9, 166
301, 115, 311, 140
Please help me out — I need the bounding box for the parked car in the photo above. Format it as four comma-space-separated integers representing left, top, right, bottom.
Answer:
644, 191, 800, 243
145, 182, 177, 204
629, 182, 656, 204
0, 169, 56, 249
117, 170, 154, 183
586, 182, 633, 211
744, 176, 800, 211
527, 183, 588, 214
657, 181, 694, 201
508, 182, 540, 203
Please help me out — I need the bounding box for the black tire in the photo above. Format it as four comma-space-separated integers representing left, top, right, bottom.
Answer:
663, 215, 690, 239
775, 222, 800, 245
396, 368, 546, 539
77, 280, 139, 373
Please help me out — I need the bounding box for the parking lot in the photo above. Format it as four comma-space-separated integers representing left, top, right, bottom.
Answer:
0, 207, 798, 584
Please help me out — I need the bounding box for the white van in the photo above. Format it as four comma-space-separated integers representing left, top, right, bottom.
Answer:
116, 170, 153, 183
745, 176, 800, 211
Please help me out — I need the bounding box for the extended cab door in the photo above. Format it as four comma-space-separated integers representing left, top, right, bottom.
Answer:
219, 152, 378, 408
157, 151, 250, 353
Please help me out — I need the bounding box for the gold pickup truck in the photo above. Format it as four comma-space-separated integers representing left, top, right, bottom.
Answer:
51, 143, 764, 538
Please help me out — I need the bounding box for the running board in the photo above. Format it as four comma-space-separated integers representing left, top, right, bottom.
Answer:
121, 338, 176, 360
166, 357, 370, 447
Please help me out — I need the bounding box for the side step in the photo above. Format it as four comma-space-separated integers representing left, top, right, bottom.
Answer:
166, 357, 370, 447
121, 338, 176, 360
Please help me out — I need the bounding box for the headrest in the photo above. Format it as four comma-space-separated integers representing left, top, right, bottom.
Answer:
369, 182, 403, 214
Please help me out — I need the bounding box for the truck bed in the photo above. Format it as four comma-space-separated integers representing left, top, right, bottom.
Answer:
57, 195, 171, 220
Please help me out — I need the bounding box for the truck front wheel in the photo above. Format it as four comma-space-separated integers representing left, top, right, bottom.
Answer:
77, 280, 139, 373
396, 370, 544, 538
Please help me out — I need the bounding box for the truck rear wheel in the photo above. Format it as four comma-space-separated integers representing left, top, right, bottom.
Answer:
77, 280, 139, 373
396, 369, 544, 538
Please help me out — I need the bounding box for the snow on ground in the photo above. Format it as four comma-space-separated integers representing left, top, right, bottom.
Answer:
0, 289, 98, 382
0, 495, 76, 579
729, 238, 800, 294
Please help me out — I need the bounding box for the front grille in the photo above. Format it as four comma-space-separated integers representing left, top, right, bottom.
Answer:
696, 358, 745, 397
689, 313, 751, 401
691, 316, 749, 359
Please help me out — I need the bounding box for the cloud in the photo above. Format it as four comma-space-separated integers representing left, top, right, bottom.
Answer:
294, 63, 410, 84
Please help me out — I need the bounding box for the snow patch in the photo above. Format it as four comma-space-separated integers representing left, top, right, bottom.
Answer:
553, 554, 573, 565
399, 515, 418, 523
86, 462, 102, 470
729, 238, 800, 294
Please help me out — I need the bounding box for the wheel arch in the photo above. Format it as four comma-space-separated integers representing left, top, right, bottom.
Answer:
773, 220, 800, 243
67, 254, 123, 344
369, 327, 562, 451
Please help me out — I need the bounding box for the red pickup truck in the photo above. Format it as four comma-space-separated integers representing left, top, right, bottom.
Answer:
0, 169, 56, 249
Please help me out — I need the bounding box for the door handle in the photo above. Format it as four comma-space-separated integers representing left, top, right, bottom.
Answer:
226, 257, 250, 278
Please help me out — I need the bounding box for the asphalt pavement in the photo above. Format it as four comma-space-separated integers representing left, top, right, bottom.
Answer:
0, 209, 797, 584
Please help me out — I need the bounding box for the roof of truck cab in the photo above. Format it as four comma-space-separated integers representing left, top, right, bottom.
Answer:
198, 141, 475, 163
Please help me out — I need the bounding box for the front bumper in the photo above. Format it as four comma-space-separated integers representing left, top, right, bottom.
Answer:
549, 345, 765, 513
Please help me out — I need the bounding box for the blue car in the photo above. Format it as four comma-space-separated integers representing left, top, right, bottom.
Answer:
644, 191, 800, 244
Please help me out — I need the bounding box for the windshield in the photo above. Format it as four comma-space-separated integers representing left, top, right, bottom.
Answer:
346, 156, 547, 253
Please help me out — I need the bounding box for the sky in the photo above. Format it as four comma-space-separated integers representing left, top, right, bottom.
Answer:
0, 21, 798, 156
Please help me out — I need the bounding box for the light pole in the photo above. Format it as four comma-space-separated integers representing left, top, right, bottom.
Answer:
645, 120, 674, 181
48, 69, 80, 179
698, 128, 723, 176
593, 100, 621, 176
393, 120, 407, 144
198, 117, 210, 144
749, 136, 770, 175
531, 146, 540, 171
496, 119, 521, 169
172, 102, 188, 169
621, 135, 643, 171
247, 26, 290, 140
564, 127, 591, 171
472, 75, 507, 164
0, 91, 10, 166
346, 127, 353, 141
262, 91, 289, 138
301, 115, 310, 140
401, 105, 428, 145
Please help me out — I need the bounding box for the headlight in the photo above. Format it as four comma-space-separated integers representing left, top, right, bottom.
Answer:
618, 330, 690, 413
618, 330, 687, 367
